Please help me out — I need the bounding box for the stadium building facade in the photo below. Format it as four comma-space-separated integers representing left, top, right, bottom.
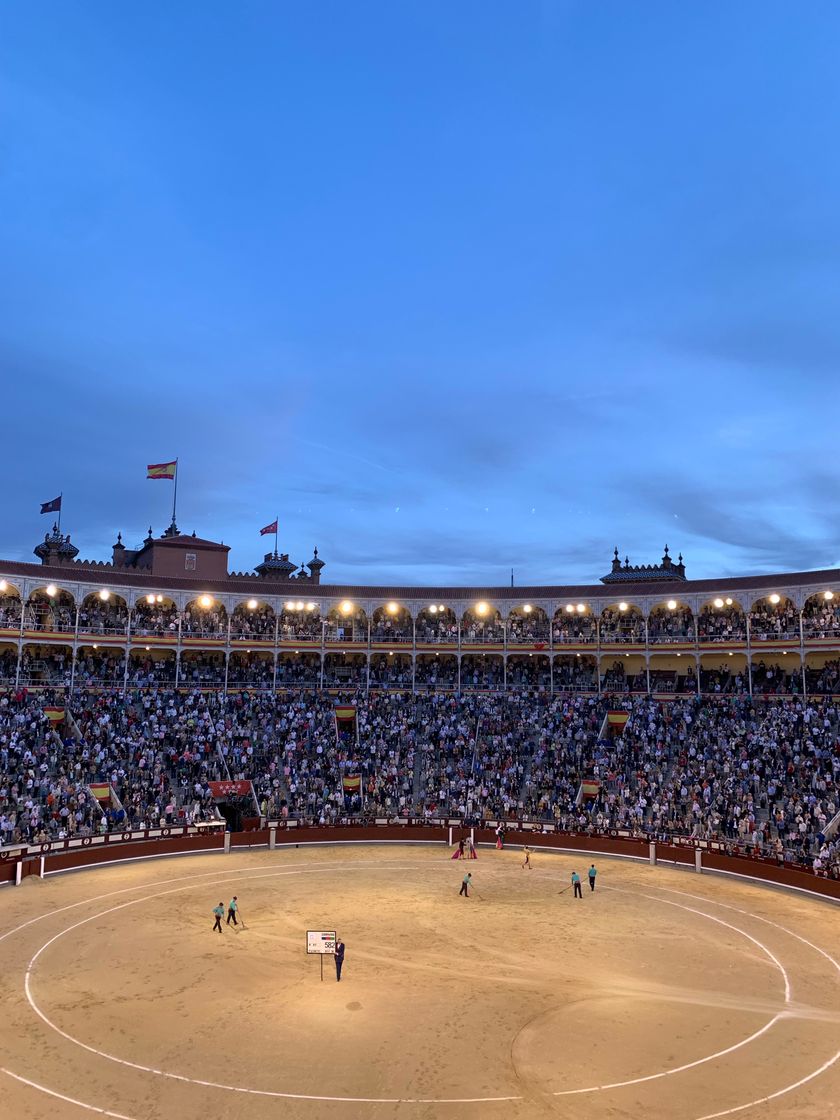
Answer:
2, 523, 840, 695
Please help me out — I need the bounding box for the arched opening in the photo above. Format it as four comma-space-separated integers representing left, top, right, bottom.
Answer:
26, 587, 75, 633
802, 591, 840, 639
74, 645, 126, 686
179, 650, 226, 686
552, 603, 597, 644
805, 651, 840, 695
699, 652, 748, 695
0, 581, 22, 631
323, 652, 367, 689
647, 601, 695, 643
131, 594, 179, 637
369, 652, 413, 689
506, 654, 550, 691
599, 604, 644, 644
749, 595, 799, 642
553, 654, 597, 692
460, 653, 504, 691
371, 603, 413, 644
230, 600, 276, 641
751, 654, 802, 695
600, 653, 646, 693
78, 591, 129, 636
507, 606, 550, 643
415, 653, 458, 691
228, 651, 274, 689
415, 606, 458, 645
20, 642, 72, 685
648, 653, 697, 694
278, 601, 321, 642
324, 603, 368, 644
127, 648, 176, 686
461, 605, 504, 644
697, 597, 747, 642
276, 651, 320, 688
0, 642, 18, 682
182, 597, 228, 638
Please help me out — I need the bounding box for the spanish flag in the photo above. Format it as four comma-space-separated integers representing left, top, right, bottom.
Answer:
335, 705, 356, 720
44, 707, 65, 723
342, 775, 362, 792
147, 460, 177, 480
89, 784, 111, 801
607, 711, 629, 728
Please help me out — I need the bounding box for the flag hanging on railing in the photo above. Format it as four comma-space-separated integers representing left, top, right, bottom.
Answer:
44, 706, 65, 723
342, 774, 362, 792
147, 461, 177, 480
89, 783, 112, 802
607, 711, 629, 728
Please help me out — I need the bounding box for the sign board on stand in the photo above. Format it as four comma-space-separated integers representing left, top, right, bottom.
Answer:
306, 930, 337, 980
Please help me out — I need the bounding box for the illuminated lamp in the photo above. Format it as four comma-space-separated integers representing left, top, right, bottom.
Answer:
46, 584, 57, 597
769, 594, 780, 604
247, 599, 258, 610
713, 598, 724, 609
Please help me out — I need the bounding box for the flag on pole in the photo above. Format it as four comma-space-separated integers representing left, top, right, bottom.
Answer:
147, 461, 177, 480
260, 520, 278, 536
40, 496, 62, 514
44, 706, 65, 723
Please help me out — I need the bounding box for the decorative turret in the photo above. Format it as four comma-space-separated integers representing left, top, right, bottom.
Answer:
34, 524, 79, 565
112, 532, 126, 567
601, 547, 687, 584
254, 551, 298, 580
306, 547, 325, 584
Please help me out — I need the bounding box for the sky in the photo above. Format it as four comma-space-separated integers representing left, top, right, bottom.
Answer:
2, 1, 840, 588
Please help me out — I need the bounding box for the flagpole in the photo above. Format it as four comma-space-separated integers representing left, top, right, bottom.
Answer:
275, 515, 279, 557
58, 493, 63, 533
172, 460, 179, 528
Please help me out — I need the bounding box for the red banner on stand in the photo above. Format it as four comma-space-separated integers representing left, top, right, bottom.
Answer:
208, 780, 252, 798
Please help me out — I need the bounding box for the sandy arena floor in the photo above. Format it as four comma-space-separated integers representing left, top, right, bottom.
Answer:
1, 844, 840, 1120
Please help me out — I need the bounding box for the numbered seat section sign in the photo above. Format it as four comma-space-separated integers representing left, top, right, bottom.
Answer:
307, 930, 336, 955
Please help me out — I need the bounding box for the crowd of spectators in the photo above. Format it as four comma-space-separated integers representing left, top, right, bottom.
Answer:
2, 687, 839, 880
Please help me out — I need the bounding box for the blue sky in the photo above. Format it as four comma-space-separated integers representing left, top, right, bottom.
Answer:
2, 1, 839, 586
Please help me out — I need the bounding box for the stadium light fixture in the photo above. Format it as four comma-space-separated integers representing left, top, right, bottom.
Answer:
340, 601, 353, 615
93, 644, 98, 649
285, 601, 295, 610
145, 645, 150, 651
825, 591, 834, 601
429, 605, 438, 614
476, 602, 488, 615
156, 594, 163, 603
296, 601, 304, 611
667, 599, 677, 610
0, 580, 6, 591
99, 589, 110, 601
306, 602, 317, 611
199, 594, 213, 608
618, 602, 628, 612
523, 604, 532, 614
247, 598, 258, 610
566, 604, 575, 614
713, 598, 724, 608
438, 604, 445, 612
576, 603, 586, 613
146, 593, 156, 604
46, 584, 57, 597
387, 602, 398, 614
725, 597, 733, 606
769, 594, 780, 604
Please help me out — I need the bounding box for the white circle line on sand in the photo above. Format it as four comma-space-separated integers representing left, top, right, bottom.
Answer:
551, 886, 791, 1096
0, 1065, 136, 1120
21, 864, 523, 1105
6, 857, 840, 1116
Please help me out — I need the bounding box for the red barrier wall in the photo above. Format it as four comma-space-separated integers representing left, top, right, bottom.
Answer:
3, 825, 837, 905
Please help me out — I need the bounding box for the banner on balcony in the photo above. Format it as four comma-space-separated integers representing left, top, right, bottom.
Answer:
335, 705, 356, 720
342, 775, 362, 792
44, 707, 66, 723
606, 711, 629, 728
89, 784, 111, 801
208, 780, 252, 798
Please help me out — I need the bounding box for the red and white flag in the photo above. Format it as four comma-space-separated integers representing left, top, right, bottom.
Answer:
260, 520, 278, 536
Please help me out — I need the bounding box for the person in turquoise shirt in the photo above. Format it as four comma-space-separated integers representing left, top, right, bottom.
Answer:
212, 902, 224, 932
588, 864, 597, 891
571, 871, 582, 898
459, 872, 472, 897
226, 896, 239, 926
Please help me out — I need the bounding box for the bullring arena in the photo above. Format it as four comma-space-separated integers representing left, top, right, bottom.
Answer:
3, 828, 840, 1120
